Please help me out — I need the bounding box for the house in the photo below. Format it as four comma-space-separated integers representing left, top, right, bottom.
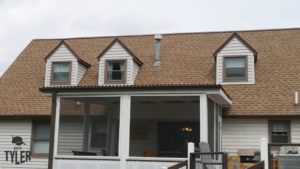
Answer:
1, 28, 300, 169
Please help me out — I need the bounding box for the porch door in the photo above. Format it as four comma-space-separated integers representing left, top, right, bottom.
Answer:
158, 122, 199, 157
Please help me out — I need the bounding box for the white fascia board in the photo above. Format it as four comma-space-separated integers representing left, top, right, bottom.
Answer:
54, 89, 216, 97
219, 89, 232, 105
51, 88, 232, 107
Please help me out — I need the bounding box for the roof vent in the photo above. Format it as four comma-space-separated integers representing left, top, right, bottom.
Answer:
295, 91, 298, 105
154, 34, 163, 66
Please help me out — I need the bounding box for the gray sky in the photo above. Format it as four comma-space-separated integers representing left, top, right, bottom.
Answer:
1, 0, 300, 77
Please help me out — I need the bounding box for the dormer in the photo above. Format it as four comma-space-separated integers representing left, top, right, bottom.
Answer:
44, 41, 90, 87
97, 38, 143, 85
214, 33, 257, 85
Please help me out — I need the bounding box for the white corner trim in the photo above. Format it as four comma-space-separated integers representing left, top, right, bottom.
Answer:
200, 94, 208, 143
216, 53, 255, 85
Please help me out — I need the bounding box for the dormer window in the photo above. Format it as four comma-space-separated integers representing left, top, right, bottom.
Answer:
97, 38, 143, 85
214, 33, 257, 85
223, 56, 247, 82
105, 60, 126, 84
44, 41, 90, 87
51, 62, 71, 85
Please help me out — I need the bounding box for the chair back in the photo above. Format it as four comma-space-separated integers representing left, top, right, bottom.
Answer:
199, 142, 215, 169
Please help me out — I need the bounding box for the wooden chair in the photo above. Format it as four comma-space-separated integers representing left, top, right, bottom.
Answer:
197, 142, 228, 169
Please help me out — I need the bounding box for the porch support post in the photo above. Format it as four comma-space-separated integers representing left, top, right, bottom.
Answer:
187, 142, 195, 169
48, 92, 57, 169
119, 94, 131, 169
200, 94, 208, 143
260, 138, 269, 169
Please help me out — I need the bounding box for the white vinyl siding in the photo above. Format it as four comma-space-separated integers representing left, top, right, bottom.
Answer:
44, 44, 86, 86
216, 37, 255, 85
77, 63, 87, 84
222, 119, 268, 156
98, 42, 139, 85
0, 120, 48, 169
132, 62, 140, 83
57, 120, 83, 155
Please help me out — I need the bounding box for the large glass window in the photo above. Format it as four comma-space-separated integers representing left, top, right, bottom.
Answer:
52, 62, 71, 84
129, 96, 200, 158
224, 57, 247, 81
32, 120, 50, 155
57, 97, 120, 156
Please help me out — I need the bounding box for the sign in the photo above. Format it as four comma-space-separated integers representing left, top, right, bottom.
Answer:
4, 136, 31, 164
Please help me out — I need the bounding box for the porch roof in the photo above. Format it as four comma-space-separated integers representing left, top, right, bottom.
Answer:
39, 83, 232, 107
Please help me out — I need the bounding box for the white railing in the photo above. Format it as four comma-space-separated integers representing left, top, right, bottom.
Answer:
53, 142, 195, 169
53, 156, 189, 169
127, 159, 186, 169
54, 158, 120, 169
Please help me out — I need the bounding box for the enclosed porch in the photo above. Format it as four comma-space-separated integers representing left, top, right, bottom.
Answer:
43, 86, 232, 169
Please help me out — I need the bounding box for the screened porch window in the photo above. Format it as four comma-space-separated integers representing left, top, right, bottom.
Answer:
57, 97, 120, 156
51, 62, 71, 85
224, 57, 247, 81
105, 60, 126, 83
129, 96, 200, 158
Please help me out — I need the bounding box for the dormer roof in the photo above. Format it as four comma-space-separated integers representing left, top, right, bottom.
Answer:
97, 38, 143, 66
213, 32, 258, 62
44, 40, 91, 67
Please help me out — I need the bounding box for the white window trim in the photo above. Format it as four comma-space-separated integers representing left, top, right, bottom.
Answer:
217, 53, 255, 85
99, 58, 134, 86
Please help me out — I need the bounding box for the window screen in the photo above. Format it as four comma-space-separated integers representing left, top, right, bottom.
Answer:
53, 62, 70, 82
106, 61, 125, 82
224, 57, 246, 79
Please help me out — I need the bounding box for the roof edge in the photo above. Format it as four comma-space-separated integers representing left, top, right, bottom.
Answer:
32, 27, 300, 41
39, 84, 230, 100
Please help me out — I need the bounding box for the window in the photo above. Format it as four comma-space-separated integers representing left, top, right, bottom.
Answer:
57, 97, 120, 156
129, 96, 200, 158
31, 121, 50, 155
91, 118, 108, 148
269, 121, 290, 143
51, 62, 71, 85
223, 56, 247, 81
105, 60, 126, 83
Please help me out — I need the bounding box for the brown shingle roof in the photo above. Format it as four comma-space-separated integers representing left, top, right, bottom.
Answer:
1, 28, 300, 116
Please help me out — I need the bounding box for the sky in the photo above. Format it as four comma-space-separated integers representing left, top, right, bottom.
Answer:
0, 0, 300, 77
